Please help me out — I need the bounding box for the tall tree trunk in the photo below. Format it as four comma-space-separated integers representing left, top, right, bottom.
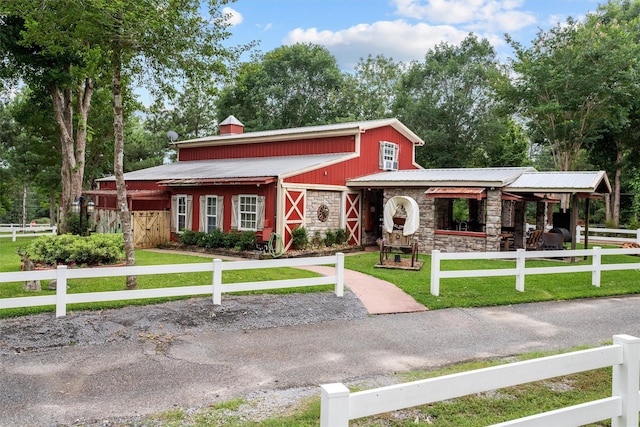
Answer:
612, 140, 623, 227
49, 72, 93, 233
112, 49, 137, 289
49, 189, 56, 227
21, 182, 27, 228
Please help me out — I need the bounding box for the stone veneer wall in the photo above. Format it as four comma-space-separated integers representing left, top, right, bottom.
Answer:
383, 187, 504, 253
383, 188, 434, 253
484, 189, 502, 252
305, 190, 342, 238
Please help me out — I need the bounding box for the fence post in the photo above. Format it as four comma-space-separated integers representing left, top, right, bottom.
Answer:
335, 252, 344, 297
515, 249, 525, 292
430, 250, 441, 296
576, 225, 582, 244
636, 229, 640, 245
11, 229, 16, 242
612, 334, 640, 427
320, 383, 350, 427
51, 226, 57, 236
55, 265, 68, 318
592, 246, 602, 287
212, 259, 222, 305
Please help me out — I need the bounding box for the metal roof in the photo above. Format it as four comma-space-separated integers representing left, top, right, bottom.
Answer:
98, 153, 351, 182
347, 167, 537, 188
505, 171, 611, 194
176, 118, 425, 147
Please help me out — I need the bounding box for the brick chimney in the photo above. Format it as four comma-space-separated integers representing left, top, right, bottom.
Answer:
219, 115, 244, 135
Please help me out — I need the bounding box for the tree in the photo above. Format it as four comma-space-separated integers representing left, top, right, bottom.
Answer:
586, 0, 640, 225
0, 10, 98, 232
344, 54, 403, 121
217, 43, 347, 130
81, 0, 246, 288
393, 34, 513, 168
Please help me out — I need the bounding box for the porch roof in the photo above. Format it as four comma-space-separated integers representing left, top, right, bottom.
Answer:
347, 167, 537, 188
97, 153, 351, 182
505, 171, 611, 194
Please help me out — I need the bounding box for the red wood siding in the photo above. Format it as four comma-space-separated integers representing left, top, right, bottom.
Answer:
178, 135, 356, 161
284, 126, 419, 185
186, 184, 276, 233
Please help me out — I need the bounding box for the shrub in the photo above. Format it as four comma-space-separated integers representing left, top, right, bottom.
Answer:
291, 226, 309, 250
27, 234, 124, 267
335, 228, 348, 245
237, 231, 258, 251
199, 229, 225, 248
223, 231, 240, 249
179, 230, 203, 246
324, 229, 336, 247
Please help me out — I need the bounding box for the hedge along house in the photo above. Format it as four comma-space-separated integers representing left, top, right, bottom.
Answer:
93, 116, 425, 250
347, 168, 611, 253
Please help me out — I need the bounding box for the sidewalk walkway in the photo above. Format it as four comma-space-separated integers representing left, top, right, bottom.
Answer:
299, 265, 427, 314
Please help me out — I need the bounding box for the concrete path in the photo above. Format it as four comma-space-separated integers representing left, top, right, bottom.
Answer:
300, 265, 427, 314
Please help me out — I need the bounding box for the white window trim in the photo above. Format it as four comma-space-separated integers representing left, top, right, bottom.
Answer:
171, 194, 193, 233
238, 194, 258, 231
231, 195, 265, 231
379, 141, 399, 171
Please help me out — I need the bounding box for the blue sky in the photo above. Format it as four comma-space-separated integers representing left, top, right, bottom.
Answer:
221, 0, 603, 70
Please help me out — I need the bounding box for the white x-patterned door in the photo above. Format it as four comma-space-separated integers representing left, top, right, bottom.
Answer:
345, 192, 361, 246
283, 189, 305, 250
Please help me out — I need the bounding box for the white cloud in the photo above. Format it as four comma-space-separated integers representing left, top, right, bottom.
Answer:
285, 20, 470, 69
392, 0, 536, 32
222, 7, 243, 27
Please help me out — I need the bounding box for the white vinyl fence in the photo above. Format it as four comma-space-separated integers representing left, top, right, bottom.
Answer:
321, 334, 640, 427
0, 253, 344, 317
577, 225, 640, 245
430, 246, 640, 296
0, 225, 57, 241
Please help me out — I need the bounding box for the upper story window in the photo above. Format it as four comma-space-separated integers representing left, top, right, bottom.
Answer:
379, 141, 399, 171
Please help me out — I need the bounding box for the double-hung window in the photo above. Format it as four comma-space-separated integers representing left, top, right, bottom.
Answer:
176, 195, 187, 231
205, 196, 217, 232
239, 195, 258, 231
379, 141, 399, 171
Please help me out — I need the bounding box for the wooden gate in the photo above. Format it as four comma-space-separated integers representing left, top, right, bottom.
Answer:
132, 211, 171, 249
283, 189, 305, 251
345, 192, 361, 246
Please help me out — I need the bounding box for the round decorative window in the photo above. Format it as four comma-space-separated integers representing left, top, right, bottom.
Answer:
317, 204, 330, 222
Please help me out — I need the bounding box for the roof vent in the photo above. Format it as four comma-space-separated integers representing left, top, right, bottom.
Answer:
219, 115, 244, 135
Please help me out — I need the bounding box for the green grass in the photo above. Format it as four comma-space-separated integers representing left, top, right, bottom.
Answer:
0, 239, 326, 318
344, 251, 640, 310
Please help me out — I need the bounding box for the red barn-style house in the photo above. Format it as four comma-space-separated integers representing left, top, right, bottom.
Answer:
92, 116, 611, 253
93, 116, 424, 250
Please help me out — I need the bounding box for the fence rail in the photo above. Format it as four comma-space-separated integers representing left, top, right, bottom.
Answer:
321, 334, 640, 426
430, 246, 640, 296
0, 225, 57, 241
576, 225, 640, 244
0, 253, 344, 317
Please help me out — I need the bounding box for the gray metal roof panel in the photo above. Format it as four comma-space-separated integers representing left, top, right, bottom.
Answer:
348, 167, 537, 187
177, 118, 425, 146
98, 153, 351, 181
505, 171, 611, 193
